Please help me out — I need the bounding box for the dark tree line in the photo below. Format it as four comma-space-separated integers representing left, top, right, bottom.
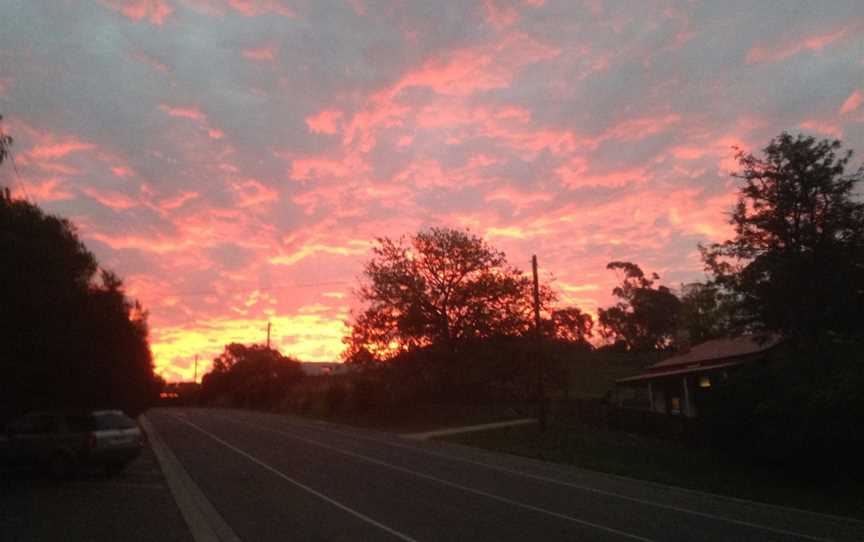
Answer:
199, 343, 304, 408
1, 119, 160, 421
0, 190, 160, 420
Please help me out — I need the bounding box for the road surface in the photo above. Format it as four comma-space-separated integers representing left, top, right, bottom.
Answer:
144, 408, 864, 542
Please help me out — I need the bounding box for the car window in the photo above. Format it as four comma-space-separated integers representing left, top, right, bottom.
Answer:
93, 413, 137, 430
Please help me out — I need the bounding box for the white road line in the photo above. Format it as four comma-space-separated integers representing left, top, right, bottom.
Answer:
233, 412, 839, 542
208, 413, 654, 542
170, 415, 418, 542
142, 415, 242, 542
402, 419, 538, 440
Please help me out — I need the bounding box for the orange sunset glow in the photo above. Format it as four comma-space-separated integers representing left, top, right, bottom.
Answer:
2, 1, 863, 381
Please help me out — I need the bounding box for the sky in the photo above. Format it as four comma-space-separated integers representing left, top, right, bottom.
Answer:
1, 1, 862, 381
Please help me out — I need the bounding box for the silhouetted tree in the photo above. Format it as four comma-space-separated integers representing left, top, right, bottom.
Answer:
343, 228, 555, 362
598, 261, 681, 351
0, 189, 159, 420
677, 282, 737, 345
547, 307, 594, 345
699, 134, 864, 474
701, 132, 864, 345
200, 343, 304, 408
0, 114, 11, 166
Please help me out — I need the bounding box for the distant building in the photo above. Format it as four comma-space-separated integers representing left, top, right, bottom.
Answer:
615, 335, 782, 418
299, 362, 348, 376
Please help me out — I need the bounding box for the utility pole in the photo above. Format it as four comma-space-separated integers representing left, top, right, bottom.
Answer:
193, 355, 198, 384
532, 255, 547, 431
266, 321, 271, 349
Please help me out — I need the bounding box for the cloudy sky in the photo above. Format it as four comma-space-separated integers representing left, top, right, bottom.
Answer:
1, 0, 862, 380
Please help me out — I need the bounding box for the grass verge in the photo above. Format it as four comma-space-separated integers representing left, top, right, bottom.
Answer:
440, 423, 864, 520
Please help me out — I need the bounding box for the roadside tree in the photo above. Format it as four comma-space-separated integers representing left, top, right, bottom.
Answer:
343, 228, 556, 362
597, 261, 681, 351
700, 132, 864, 344
200, 343, 304, 408
0, 187, 160, 420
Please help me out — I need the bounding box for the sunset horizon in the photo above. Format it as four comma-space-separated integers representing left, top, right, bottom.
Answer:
2, 1, 862, 381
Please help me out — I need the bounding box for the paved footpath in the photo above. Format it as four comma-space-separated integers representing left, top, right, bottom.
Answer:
142, 407, 864, 542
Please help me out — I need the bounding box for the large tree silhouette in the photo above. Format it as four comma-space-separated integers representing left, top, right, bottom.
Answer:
699, 134, 864, 470
0, 187, 159, 420
200, 343, 304, 408
344, 228, 558, 362
701, 132, 864, 344
598, 261, 681, 351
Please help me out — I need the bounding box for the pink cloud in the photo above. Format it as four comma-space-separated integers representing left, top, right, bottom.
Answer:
840, 89, 862, 115
306, 109, 344, 135
558, 163, 648, 189
394, 32, 559, 97
159, 104, 206, 122
601, 113, 681, 143
269, 240, 370, 266
20, 178, 74, 202
100, 0, 174, 25
746, 23, 857, 64
111, 165, 135, 178
228, 0, 295, 17
483, 0, 520, 30
485, 187, 554, 209
800, 119, 843, 139
131, 51, 170, 73
28, 139, 95, 160
208, 129, 225, 139
81, 186, 140, 210
0, 77, 11, 96
242, 45, 278, 61
231, 179, 279, 207
290, 157, 353, 180
346, 0, 366, 16
158, 191, 199, 211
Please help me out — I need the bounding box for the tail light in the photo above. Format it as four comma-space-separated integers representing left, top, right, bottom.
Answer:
87, 432, 97, 450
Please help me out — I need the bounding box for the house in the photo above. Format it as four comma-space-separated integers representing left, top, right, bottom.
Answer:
615, 335, 781, 418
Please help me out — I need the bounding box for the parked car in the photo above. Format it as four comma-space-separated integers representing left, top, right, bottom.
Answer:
1, 410, 144, 478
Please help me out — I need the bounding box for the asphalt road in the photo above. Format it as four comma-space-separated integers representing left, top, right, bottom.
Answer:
146, 408, 864, 542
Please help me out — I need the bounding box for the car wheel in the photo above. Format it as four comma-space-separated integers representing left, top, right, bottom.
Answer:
49, 452, 76, 480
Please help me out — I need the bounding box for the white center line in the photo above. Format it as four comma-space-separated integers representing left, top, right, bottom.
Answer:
209, 413, 654, 542
170, 415, 418, 542
234, 412, 839, 542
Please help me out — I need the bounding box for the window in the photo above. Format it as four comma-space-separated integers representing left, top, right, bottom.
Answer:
698, 375, 711, 388
670, 397, 681, 415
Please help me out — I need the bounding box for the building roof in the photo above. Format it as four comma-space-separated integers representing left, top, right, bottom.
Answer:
648, 335, 781, 371
616, 360, 746, 383
616, 334, 781, 384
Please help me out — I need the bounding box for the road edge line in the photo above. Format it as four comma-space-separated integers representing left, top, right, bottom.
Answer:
141, 414, 242, 542
401, 418, 537, 440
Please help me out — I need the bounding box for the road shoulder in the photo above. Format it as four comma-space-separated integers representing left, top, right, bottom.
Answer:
141, 414, 242, 542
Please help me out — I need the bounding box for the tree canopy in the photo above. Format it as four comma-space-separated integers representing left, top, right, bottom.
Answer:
701, 132, 864, 343
0, 189, 159, 420
342, 227, 597, 363
200, 343, 304, 408
597, 261, 681, 351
